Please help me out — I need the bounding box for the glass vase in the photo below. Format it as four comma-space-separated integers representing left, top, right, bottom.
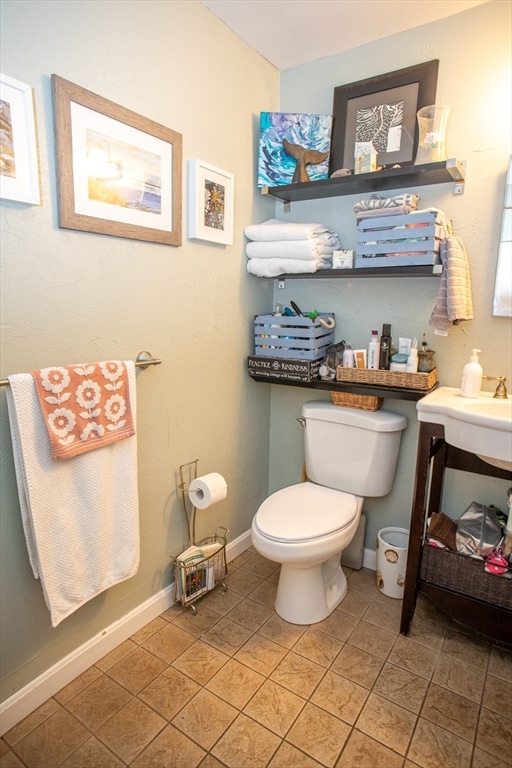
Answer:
414, 105, 451, 165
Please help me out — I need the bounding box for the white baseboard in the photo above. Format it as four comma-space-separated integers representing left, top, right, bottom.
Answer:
363, 547, 377, 571
0, 531, 252, 735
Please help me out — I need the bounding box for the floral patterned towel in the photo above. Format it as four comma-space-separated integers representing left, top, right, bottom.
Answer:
31, 361, 135, 460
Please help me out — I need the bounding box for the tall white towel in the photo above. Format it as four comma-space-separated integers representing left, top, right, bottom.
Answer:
6, 362, 140, 627
244, 218, 333, 241
246, 238, 339, 261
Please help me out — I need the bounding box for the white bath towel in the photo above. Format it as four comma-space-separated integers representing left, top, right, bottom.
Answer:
429, 236, 474, 335
246, 238, 339, 261
244, 218, 334, 241
247, 256, 332, 277
6, 362, 140, 627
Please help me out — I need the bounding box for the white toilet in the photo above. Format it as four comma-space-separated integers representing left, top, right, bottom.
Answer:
251, 400, 407, 624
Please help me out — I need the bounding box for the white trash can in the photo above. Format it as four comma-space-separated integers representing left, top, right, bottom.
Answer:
376, 527, 409, 599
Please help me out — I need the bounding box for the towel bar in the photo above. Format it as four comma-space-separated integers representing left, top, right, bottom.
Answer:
0, 352, 162, 387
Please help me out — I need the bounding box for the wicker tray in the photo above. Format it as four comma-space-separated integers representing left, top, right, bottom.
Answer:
421, 545, 512, 609
331, 392, 383, 411
336, 366, 438, 390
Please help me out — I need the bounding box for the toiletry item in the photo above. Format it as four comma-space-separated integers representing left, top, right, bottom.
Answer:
354, 349, 367, 369
390, 362, 407, 372
342, 343, 354, 368
379, 324, 392, 370
398, 337, 412, 355
406, 337, 419, 373
274, 303, 283, 316
367, 330, 380, 369
391, 353, 408, 365
460, 349, 483, 398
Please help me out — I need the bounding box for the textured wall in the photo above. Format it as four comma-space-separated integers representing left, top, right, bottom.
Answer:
0, 0, 277, 701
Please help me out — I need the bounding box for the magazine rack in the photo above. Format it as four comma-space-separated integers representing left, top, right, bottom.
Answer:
174, 459, 228, 613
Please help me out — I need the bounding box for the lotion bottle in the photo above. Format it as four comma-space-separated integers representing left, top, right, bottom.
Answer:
406, 337, 419, 373
368, 330, 380, 369
460, 349, 483, 398
343, 343, 354, 368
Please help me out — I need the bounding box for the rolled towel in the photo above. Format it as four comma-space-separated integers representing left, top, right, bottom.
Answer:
246, 238, 339, 261
247, 256, 332, 277
353, 193, 419, 215
244, 218, 335, 242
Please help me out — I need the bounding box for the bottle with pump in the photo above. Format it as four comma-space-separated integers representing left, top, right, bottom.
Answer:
379, 324, 392, 370
406, 337, 419, 373
460, 349, 483, 398
368, 330, 380, 369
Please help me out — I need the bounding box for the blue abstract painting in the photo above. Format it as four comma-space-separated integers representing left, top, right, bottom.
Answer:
258, 112, 332, 188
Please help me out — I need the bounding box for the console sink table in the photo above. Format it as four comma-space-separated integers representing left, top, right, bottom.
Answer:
400, 421, 512, 647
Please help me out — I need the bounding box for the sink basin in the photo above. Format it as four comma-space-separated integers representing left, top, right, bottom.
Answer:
417, 386, 512, 470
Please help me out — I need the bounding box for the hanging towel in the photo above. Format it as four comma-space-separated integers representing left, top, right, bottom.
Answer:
246, 238, 339, 261
244, 218, 334, 241
32, 360, 135, 460
6, 362, 140, 627
429, 235, 474, 335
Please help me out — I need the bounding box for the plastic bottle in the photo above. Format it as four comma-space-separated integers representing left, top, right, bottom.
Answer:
343, 343, 354, 368
406, 337, 419, 373
367, 330, 380, 369
460, 349, 483, 398
379, 324, 392, 370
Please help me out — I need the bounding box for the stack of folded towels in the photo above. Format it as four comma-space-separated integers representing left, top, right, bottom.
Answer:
244, 218, 341, 277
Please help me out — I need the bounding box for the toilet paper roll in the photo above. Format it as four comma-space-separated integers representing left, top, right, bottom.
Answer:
188, 472, 227, 510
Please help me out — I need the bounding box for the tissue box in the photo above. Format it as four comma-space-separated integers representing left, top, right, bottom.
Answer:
253, 313, 335, 360
332, 250, 354, 269
355, 211, 444, 268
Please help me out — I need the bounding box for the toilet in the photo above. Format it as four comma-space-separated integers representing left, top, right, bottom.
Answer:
251, 400, 407, 624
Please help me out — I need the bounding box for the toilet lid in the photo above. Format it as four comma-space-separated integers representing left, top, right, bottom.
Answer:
255, 483, 358, 542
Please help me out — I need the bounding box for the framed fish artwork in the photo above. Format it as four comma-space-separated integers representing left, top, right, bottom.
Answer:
258, 112, 332, 188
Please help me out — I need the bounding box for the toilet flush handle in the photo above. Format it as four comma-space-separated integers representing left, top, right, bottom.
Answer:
296, 417, 306, 428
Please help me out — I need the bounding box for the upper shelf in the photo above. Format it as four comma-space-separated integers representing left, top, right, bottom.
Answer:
261, 159, 466, 203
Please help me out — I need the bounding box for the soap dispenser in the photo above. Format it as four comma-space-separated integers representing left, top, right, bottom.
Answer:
460, 349, 483, 398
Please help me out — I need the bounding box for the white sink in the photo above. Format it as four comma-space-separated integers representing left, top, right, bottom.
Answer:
417, 386, 512, 470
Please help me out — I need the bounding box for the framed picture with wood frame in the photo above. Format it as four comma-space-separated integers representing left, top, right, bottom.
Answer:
329, 60, 439, 173
52, 74, 182, 246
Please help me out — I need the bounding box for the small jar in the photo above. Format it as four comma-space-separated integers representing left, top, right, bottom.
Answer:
418, 350, 435, 372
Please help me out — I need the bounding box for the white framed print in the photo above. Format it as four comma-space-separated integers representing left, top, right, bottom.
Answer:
188, 159, 234, 245
0, 74, 40, 204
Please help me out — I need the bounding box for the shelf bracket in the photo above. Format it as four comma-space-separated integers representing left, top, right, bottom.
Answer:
447, 158, 466, 195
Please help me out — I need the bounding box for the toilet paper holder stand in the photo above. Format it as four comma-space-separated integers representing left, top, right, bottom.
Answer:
175, 459, 228, 612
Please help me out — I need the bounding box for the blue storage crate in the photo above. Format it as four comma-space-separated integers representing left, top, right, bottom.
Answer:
254, 313, 335, 360
356, 211, 445, 268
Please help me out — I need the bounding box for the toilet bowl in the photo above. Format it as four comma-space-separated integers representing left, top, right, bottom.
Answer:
251, 482, 363, 624
251, 400, 407, 625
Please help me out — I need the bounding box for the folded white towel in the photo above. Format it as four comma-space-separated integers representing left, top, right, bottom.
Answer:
246, 238, 339, 261
244, 218, 334, 242
429, 236, 474, 335
247, 256, 332, 277
6, 363, 140, 627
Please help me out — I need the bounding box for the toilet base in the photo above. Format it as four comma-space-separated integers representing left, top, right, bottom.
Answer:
274, 554, 347, 625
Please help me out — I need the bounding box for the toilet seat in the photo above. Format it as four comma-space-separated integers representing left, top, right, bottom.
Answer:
254, 482, 358, 543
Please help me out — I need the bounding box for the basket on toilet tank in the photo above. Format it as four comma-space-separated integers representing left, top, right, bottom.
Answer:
376, 527, 409, 599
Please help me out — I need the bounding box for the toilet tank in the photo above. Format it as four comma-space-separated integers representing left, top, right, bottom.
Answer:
302, 400, 407, 497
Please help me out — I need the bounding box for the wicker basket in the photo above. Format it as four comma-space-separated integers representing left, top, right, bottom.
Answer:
331, 391, 383, 411
336, 366, 438, 390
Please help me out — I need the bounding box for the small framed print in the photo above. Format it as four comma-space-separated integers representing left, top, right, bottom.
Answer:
188, 159, 234, 245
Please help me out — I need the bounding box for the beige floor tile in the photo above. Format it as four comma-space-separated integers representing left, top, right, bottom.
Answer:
432, 653, 485, 703
293, 627, 344, 668
347, 620, 397, 660
142, 622, 197, 664
471, 746, 512, 768
131, 723, 206, 768
12, 707, 90, 768
286, 701, 351, 767
330, 644, 384, 689
96, 639, 137, 671
373, 662, 429, 714
202, 617, 253, 656
476, 706, 512, 760
335, 590, 372, 619
314, 608, 358, 642
270, 651, 326, 699
229, 551, 257, 569
171, 604, 223, 637
488, 645, 512, 682
107, 645, 167, 694
482, 672, 512, 716
0, 748, 25, 767
59, 736, 124, 767
407, 718, 473, 768
311, 670, 368, 725
206, 657, 265, 709
356, 692, 417, 755
65, 673, 132, 729
172, 639, 229, 685
138, 665, 201, 719
243, 679, 305, 736
421, 683, 479, 742
346, 568, 381, 599
54, 665, 102, 705
362, 597, 403, 634
258, 612, 307, 649
248, 579, 278, 609
172, 688, 238, 750
234, 633, 288, 676
268, 741, 324, 767
387, 635, 439, 680
3, 698, 61, 747
240, 553, 279, 580
224, 568, 264, 596
212, 712, 281, 768
406, 613, 448, 651
96, 698, 166, 764
199, 754, 231, 768
413, 594, 451, 627
227, 596, 273, 631
199, 586, 244, 616
335, 729, 404, 768
130, 615, 168, 645
441, 628, 491, 671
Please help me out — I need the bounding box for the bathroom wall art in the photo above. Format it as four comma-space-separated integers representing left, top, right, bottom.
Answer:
329, 60, 439, 173
257, 112, 332, 188
52, 75, 182, 246
187, 159, 234, 245
0, 74, 40, 205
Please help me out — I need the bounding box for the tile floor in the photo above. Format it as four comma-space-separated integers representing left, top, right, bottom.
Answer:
1, 549, 511, 768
